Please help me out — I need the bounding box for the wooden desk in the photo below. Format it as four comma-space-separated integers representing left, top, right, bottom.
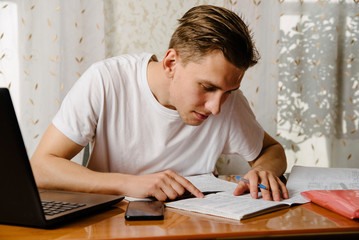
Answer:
1, 201, 358, 239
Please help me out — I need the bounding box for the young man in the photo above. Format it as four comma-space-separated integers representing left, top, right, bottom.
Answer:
30, 5, 289, 202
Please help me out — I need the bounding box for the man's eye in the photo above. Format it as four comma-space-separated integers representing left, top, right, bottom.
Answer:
201, 84, 216, 92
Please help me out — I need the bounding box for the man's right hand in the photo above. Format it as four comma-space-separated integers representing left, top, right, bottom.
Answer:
120, 170, 204, 201
30, 124, 204, 201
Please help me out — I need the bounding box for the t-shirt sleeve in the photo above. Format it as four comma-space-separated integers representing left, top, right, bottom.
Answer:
52, 64, 104, 146
222, 90, 264, 162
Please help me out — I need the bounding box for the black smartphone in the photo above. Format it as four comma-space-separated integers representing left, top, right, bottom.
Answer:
125, 201, 164, 221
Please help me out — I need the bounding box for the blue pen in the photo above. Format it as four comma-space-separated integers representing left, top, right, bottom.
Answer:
235, 176, 268, 190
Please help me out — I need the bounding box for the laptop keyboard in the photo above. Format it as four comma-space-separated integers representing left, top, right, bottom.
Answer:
42, 200, 86, 216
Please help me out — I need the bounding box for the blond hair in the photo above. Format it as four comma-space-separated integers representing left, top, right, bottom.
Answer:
169, 5, 259, 69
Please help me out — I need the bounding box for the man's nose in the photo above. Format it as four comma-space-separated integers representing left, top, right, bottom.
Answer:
206, 94, 222, 115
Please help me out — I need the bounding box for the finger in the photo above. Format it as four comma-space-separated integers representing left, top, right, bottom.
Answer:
152, 189, 168, 202
163, 175, 195, 200
271, 177, 286, 201
278, 178, 289, 199
247, 175, 260, 199
256, 171, 279, 201
233, 181, 249, 196
258, 173, 278, 201
172, 173, 204, 198
146, 177, 174, 201
142, 171, 180, 200
259, 183, 272, 201
152, 171, 185, 200
264, 176, 290, 201
266, 175, 289, 201
268, 177, 282, 201
160, 182, 182, 200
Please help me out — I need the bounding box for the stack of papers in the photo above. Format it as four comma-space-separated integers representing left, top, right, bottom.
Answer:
166, 166, 359, 220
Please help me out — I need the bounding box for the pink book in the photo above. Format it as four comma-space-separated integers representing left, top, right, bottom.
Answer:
301, 190, 359, 219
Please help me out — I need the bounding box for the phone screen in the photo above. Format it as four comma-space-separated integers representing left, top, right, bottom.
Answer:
125, 201, 164, 221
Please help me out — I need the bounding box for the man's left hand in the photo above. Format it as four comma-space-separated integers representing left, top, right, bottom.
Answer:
233, 169, 289, 201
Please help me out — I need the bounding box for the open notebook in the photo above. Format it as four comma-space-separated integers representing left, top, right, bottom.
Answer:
0, 88, 124, 228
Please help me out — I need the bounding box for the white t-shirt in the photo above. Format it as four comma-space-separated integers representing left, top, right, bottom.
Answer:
53, 53, 264, 176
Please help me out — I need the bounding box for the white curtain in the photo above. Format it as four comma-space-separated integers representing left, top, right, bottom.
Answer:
0, 0, 105, 163
2, 0, 357, 173
0, 0, 226, 164
226, 0, 359, 171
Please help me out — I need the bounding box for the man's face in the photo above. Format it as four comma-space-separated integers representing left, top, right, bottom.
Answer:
168, 50, 245, 126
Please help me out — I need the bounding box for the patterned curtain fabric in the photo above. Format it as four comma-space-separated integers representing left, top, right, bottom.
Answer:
225, 0, 359, 172
0, 0, 105, 163
1, 0, 358, 173
0, 0, 226, 164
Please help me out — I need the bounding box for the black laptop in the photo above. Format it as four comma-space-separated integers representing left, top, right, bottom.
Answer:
0, 88, 124, 228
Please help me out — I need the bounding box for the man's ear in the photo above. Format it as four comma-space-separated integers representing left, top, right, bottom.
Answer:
162, 49, 178, 79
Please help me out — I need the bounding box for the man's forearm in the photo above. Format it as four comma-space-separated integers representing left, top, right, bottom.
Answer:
250, 142, 287, 177
249, 131, 287, 177
30, 155, 203, 201
30, 154, 126, 195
